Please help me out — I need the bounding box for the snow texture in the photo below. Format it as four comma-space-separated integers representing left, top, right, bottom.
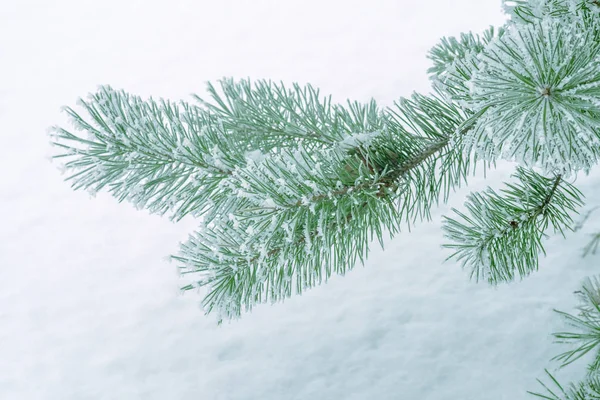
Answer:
1, 0, 599, 399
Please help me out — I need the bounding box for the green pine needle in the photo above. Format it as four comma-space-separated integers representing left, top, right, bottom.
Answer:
528, 369, 600, 400
442, 167, 584, 285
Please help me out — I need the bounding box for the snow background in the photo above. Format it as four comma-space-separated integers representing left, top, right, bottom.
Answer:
2, 0, 600, 398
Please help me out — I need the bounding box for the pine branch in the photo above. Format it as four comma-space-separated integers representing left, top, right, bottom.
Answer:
528, 369, 600, 400
173, 91, 475, 321
460, 17, 600, 176
442, 168, 584, 284
192, 78, 382, 150
552, 276, 600, 372
503, 0, 600, 26
427, 25, 504, 80
51, 84, 477, 322
49, 86, 243, 221
173, 144, 403, 319
49, 81, 385, 222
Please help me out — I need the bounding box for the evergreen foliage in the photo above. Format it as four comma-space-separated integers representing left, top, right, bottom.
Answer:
50, 83, 475, 319
48, 0, 600, 394
442, 167, 583, 284
552, 276, 600, 373
529, 275, 600, 398
528, 369, 600, 400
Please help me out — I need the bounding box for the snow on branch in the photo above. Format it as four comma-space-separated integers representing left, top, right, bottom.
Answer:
442, 167, 584, 284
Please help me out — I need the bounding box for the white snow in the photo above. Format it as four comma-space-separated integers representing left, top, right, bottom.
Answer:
2, 0, 599, 399
245, 149, 265, 164
338, 131, 381, 151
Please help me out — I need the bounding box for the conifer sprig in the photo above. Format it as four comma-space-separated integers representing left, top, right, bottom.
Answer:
172, 91, 475, 321
427, 25, 504, 96
528, 369, 600, 400
193, 78, 381, 150
529, 276, 600, 398
49, 86, 243, 221
442, 167, 584, 284
504, 0, 600, 26
466, 18, 600, 176
49, 81, 385, 223
48, 1, 600, 337
47, 2, 600, 396
551, 276, 600, 372
50, 81, 477, 321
